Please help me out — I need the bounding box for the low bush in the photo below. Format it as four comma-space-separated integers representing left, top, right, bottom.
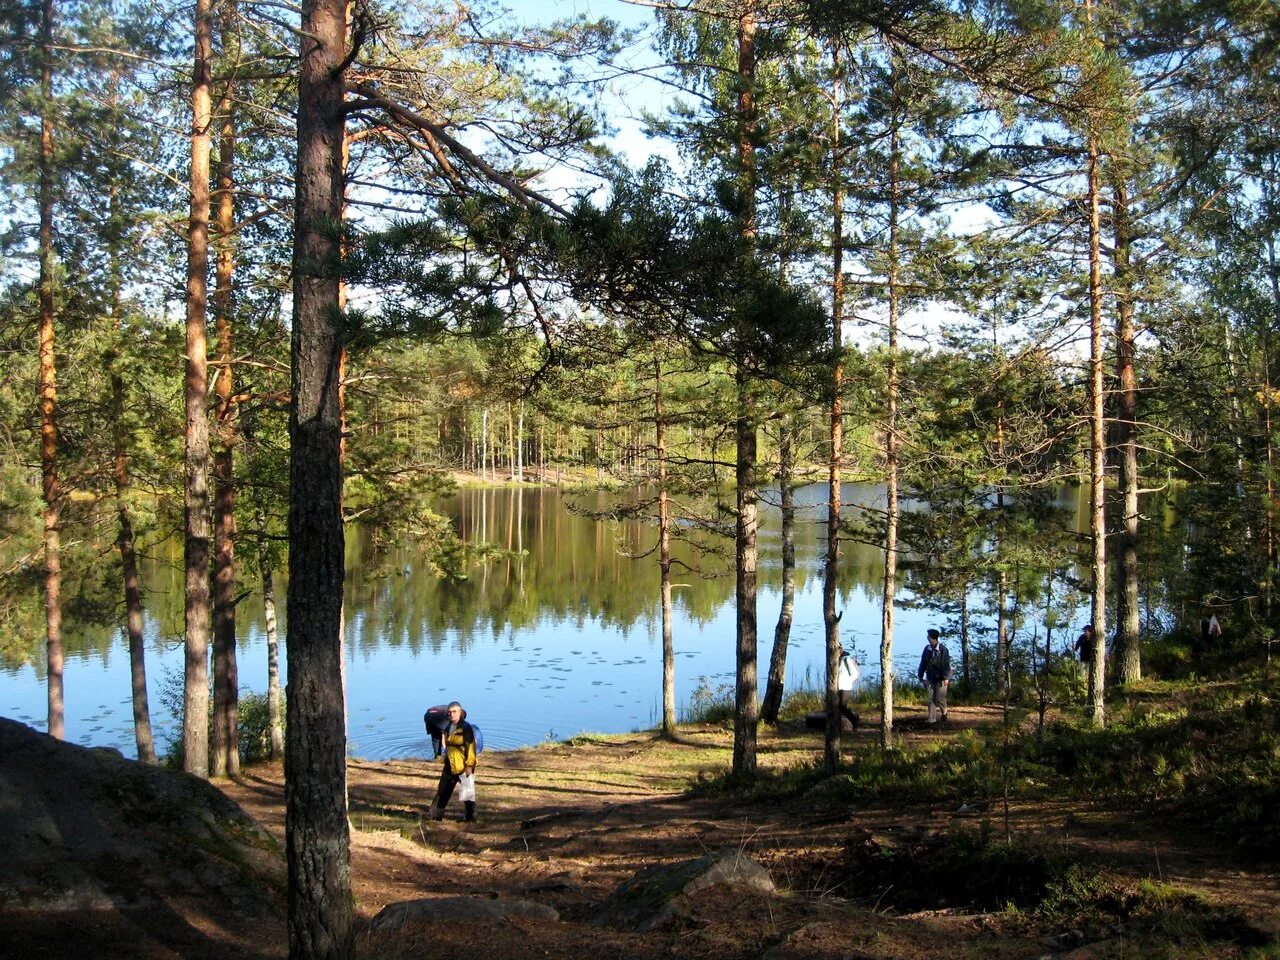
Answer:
681, 676, 735, 725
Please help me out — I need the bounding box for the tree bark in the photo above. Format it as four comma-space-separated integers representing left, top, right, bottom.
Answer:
258, 514, 283, 761
39, 0, 62, 740
656, 358, 676, 735
823, 40, 845, 773
1086, 132, 1108, 728
880, 88, 901, 752
761, 421, 795, 725
211, 68, 239, 778
996, 411, 1009, 691
108, 180, 156, 765
183, 0, 214, 777
732, 0, 759, 779
1112, 178, 1141, 685
286, 0, 353, 952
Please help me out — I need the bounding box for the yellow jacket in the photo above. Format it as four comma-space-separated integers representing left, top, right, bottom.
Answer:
443, 721, 477, 775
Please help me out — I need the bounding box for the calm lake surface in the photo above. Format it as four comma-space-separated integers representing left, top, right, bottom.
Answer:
0, 483, 1090, 760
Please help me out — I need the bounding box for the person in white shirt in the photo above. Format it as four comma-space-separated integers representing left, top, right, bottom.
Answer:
837, 648, 861, 730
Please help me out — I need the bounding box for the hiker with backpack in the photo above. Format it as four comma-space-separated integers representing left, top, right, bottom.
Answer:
427, 701, 479, 823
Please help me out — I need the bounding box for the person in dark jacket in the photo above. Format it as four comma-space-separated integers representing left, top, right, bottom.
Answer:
1074, 624, 1096, 664
917, 629, 952, 724
430, 701, 478, 822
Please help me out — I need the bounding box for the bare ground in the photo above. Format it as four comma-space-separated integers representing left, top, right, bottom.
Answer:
215, 705, 1279, 960
4, 704, 1275, 960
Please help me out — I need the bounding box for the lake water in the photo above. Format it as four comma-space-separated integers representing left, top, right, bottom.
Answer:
0, 483, 1089, 760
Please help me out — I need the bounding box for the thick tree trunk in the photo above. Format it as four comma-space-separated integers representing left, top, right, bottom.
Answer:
286, 0, 353, 953
761, 422, 795, 725
732, 1, 759, 779
211, 81, 239, 778
38, 0, 63, 741
823, 41, 845, 773
1086, 134, 1108, 728
183, 0, 214, 777
656, 359, 676, 735
1112, 179, 1141, 685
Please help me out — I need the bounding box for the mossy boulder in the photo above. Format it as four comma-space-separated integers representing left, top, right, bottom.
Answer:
0, 717, 283, 916
596, 848, 776, 931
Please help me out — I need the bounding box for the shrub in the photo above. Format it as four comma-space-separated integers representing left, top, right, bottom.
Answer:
159, 668, 284, 768
682, 676, 735, 725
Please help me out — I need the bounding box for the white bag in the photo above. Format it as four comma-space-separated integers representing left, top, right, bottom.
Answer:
458, 772, 476, 802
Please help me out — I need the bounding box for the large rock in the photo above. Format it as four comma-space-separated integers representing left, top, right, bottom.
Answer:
0, 717, 283, 916
371, 896, 559, 930
596, 848, 776, 931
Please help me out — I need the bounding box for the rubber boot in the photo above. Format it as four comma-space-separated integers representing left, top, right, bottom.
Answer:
463, 801, 476, 823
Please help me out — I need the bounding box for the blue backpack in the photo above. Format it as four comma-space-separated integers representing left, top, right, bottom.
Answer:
424, 705, 484, 758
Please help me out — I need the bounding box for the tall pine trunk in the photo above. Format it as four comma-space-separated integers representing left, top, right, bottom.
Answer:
995, 410, 1009, 690
1086, 131, 1108, 728
287, 0, 353, 951
761, 421, 795, 724
211, 68, 239, 778
1112, 179, 1141, 684
731, 0, 759, 778
656, 358, 676, 735
258, 512, 283, 761
823, 40, 845, 773
183, 0, 214, 777
879, 83, 901, 751
38, 0, 63, 740
108, 181, 156, 764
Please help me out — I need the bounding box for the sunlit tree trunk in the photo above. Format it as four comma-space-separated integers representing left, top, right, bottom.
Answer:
1112, 179, 1141, 684
108, 180, 156, 764
761, 420, 795, 724
879, 77, 901, 751
286, 0, 353, 950
732, 0, 760, 778
823, 40, 845, 773
257, 512, 283, 761
183, 0, 214, 777
211, 39, 239, 776
655, 358, 676, 735
1086, 130, 1108, 728
38, 0, 62, 740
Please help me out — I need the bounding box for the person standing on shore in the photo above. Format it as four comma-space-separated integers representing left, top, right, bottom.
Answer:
837, 648, 861, 731
429, 701, 478, 822
917, 629, 952, 724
